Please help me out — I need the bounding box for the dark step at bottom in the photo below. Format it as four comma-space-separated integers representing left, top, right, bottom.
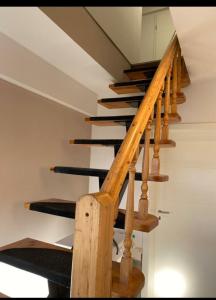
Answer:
0, 238, 144, 298
0, 238, 72, 289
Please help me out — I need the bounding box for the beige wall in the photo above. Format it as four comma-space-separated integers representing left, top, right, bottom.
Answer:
40, 7, 130, 81
0, 79, 91, 247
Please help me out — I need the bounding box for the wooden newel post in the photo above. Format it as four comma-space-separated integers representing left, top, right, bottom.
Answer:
71, 192, 114, 298
120, 150, 138, 283
138, 115, 152, 218
151, 86, 163, 175
162, 65, 172, 141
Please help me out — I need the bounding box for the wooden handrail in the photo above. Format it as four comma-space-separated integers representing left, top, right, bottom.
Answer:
101, 35, 178, 203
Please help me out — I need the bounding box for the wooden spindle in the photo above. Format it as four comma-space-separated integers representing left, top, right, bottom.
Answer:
177, 44, 182, 95
171, 52, 178, 114
120, 149, 138, 283
151, 86, 163, 175
161, 65, 172, 141
138, 114, 152, 218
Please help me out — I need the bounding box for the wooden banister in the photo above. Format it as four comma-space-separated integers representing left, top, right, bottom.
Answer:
71, 34, 181, 297
100, 35, 178, 203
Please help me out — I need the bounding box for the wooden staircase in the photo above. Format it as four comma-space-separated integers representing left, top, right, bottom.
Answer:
0, 35, 190, 298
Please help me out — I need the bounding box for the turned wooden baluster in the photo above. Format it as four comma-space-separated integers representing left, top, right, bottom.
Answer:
138, 114, 152, 218
162, 65, 172, 141
120, 149, 138, 283
151, 86, 164, 175
177, 43, 182, 95
171, 51, 178, 114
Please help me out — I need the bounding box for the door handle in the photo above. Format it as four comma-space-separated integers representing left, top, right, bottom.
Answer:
158, 210, 170, 214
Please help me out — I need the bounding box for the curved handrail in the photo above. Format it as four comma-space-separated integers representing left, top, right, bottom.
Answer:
100, 34, 178, 203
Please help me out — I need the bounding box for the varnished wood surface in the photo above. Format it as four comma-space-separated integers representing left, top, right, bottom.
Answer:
112, 262, 145, 298
100, 35, 178, 203
124, 56, 190, 88
134, 213, 159, 232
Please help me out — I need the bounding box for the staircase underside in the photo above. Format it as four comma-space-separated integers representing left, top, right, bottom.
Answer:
0, 238, 144, 298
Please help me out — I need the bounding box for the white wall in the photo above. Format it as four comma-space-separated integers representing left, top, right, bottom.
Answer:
146, 123, 216, 297
86, 7, 143, 64
0, 32, 97, 116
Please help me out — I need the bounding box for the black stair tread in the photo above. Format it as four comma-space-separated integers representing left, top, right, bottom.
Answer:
109, 79, 151, 94
51, 166, 142, 181
0, 238, 144, 297
110, 79, 152, 87
25, 199, 126, 229
0, 238, 72, 288
98, 93, 186, 109
51, 166, 168, 182
69, 138, 176, 148
85, 113, 181, 126
25, 199, 160, 232
98, 95, 144, 109
128, 60, 160, 71
25, 199, 76, 219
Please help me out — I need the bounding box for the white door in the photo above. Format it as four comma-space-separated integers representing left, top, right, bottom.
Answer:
144, 124, 216, 297
140, 9, 175, 62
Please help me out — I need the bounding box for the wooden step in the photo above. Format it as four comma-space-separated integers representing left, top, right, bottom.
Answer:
24, 199, 160, 233
0, 238, 144, 298
125, 58, 190, 88
50, 166, 168, 182
109, 79, 151, 94
85, 113, 181, 126
0, 238, 72, 291
69, 138, 176, 148
98, 92, 185, 109
130, 60, 160, 70
134, 213, 159, 232
112, 261, 144, 298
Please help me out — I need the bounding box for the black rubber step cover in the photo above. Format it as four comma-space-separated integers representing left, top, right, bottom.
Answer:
0, 248, 72, 287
